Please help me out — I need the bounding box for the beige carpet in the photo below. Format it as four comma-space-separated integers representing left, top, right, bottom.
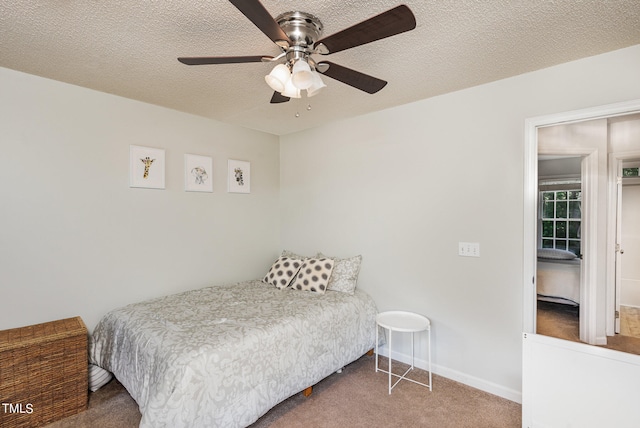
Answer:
39, 303, 640, 427
44, 354, 521, 428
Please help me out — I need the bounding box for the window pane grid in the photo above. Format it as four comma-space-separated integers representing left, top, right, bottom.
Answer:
539, 189, 581, 255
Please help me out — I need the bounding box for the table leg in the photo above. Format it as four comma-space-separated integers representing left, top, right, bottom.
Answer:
375, 324, 379, 372
411, 331, 415, 369
428, 327, 432, 391
388, 329, 392, 395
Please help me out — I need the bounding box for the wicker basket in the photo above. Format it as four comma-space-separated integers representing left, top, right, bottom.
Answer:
0, 317, 88, 428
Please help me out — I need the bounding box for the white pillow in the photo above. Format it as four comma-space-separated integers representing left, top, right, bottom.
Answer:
263, 256, 303, 289
537, 248, 577, 260
290, 257, 335, 294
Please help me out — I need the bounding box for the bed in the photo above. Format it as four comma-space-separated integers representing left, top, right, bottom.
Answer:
89, 255, 377, 428
536, 248, 581, 306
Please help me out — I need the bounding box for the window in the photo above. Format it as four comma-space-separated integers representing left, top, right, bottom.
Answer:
540, 190, 581, 256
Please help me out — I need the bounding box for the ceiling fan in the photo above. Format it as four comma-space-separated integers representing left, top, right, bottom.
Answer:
178, 1, 416, 104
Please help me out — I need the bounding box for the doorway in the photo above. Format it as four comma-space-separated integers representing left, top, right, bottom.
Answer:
536, 155, 583, 342
522, 99, 640, 428
609, 153, 640, 339
619, 168, 640, 337
523, 99, 640, 346
531, 120, 602, 345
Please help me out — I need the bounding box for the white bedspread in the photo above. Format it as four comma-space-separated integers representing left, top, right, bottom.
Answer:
89, 280, 377, 428
537, 259, 581, 305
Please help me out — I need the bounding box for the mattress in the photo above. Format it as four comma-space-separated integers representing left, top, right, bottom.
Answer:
537, 258, 581, 306
89, 279, 378, 428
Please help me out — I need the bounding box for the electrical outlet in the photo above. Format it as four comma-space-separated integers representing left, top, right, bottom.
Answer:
458, 242, 480, 257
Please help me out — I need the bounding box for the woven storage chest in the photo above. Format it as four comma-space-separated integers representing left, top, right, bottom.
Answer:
0, 317, 88, 428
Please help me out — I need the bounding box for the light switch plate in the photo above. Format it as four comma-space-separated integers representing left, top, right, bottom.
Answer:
459, 242, 480, 257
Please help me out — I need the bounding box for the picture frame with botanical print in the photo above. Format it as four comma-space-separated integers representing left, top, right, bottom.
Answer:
184, 154, 213, 192
227, 159, 250, 194
130, 145, 165, 189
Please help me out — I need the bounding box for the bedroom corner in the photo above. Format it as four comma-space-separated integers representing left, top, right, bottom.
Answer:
0, 66, 282, 334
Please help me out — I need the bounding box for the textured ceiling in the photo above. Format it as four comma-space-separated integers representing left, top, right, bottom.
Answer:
1, 1, 639, 135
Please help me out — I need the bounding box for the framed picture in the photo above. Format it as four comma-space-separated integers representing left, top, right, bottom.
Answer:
130, 145, 165, 189
184, 154, 213, 192
227, 159, 250, 193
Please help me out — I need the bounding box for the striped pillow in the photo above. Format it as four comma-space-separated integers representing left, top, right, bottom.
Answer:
88, 363, 113, 392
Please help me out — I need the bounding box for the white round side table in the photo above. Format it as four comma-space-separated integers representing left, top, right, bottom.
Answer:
375, 310, 432, 394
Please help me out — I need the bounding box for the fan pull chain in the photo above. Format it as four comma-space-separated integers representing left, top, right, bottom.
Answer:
295, 104, 312, 118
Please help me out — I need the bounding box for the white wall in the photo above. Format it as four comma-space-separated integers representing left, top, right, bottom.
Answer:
279, 44, 640, 401
0, 67, 281, 332
523, 333, 640, 428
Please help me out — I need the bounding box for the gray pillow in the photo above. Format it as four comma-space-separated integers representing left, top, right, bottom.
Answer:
281, 250, 319, 259
318, 253, 362, 294
537, 248, 577, 260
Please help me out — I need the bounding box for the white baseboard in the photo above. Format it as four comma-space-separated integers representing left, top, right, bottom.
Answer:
376, 346, 522, 404
620, 303, 640, 309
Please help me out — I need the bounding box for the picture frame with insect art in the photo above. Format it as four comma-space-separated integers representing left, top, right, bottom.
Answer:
227, 159, 250, 194
130, 145, 165, 189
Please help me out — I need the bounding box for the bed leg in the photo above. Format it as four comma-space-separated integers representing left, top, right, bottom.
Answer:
302, 386, 313, 397
366, 348, 374, 356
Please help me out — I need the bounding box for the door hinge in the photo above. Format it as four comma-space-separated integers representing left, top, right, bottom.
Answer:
615, 310, 620, 319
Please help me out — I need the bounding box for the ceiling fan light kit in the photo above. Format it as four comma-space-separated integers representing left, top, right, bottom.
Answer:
281, 76, 301, 99
307, 71, 326, 97
178, 1, 416, 104
265, 58, 324, 98
290, 58, 314, 90
265, 63, 290, 92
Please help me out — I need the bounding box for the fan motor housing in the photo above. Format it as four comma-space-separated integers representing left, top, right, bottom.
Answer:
276, 11, 323, 48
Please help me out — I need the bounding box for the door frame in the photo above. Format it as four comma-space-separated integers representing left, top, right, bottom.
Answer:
523, 99, 640, 343
607, 151, 640, 336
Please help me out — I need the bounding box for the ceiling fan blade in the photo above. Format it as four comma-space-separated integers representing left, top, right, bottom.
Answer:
178, 55, 272, 65
229, 0, 291, 47
270, 92, 290, 103
317, 61, 387, 94
314, 5, 416, 55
